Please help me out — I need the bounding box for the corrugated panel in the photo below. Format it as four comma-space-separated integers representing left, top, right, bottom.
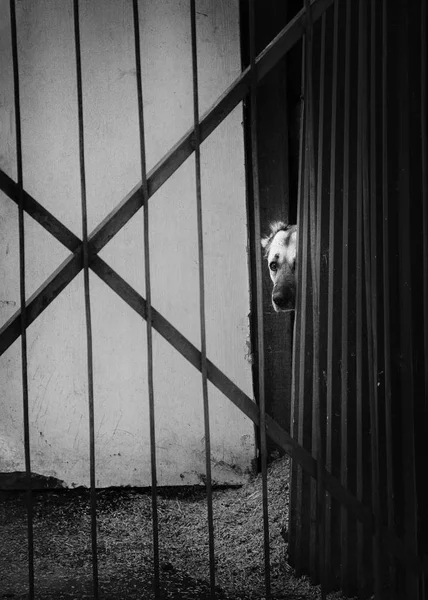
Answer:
289, 0, 428, 597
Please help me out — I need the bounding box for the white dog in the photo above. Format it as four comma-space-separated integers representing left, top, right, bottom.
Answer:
261, 222, 297, 313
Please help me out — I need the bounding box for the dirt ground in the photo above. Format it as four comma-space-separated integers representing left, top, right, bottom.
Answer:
0, 457, 351, 599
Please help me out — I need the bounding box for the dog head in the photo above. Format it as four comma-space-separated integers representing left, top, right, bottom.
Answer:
261, 222, 297, 313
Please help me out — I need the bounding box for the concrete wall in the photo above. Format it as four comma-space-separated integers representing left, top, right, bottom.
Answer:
0, 0, 255, 488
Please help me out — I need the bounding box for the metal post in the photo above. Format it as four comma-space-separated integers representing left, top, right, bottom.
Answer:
73, 1, 99, 597
249, 1, 271, 596
190, 1, 216, 596
132, 1, 160, 596
9, 1, 34, 597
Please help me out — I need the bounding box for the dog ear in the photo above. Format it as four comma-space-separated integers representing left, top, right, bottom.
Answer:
261, 235, 270, 249
270, 220, 288, 233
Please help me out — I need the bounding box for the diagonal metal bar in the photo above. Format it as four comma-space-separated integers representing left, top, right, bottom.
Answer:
0, 252, 82, 356
0, 171, 82, 355
0, 169, 81, 253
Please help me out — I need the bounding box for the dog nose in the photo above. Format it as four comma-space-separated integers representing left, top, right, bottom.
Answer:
272, 291, 288, 308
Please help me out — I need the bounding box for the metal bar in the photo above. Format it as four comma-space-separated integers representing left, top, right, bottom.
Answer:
9, 2, 34, 597
289, 33, 307, 566
422, 4, 428, 589
325, 1, 339, 590
0, 253, 82, 357
295, 45, 310, 575
304, 0, 325, 592
131, 2, 160, 595
310, 10, 326, 581
356, 0, 365, 589
249, 1, 271, 596
72, 2, 98, 597
367, 1, 382, 595
381, 0, 396, 593
421, 0, 428, 428
340, 0, 351, 594
189, 2, 216, 595
0, 169, 81, 253
397, 2, 419, 596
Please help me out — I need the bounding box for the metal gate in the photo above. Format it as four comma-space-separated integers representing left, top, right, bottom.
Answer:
0, 0, 427, 598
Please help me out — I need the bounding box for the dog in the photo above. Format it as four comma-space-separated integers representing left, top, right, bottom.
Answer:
261, 222, 297, 313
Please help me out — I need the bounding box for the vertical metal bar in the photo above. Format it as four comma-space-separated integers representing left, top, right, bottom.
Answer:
131, 1, 160, 595
303, 0, 324, 594
289, 35, 306, 571
340, 0, 351, 594
295, 103, 310, 577
364, 1, 382, 595
310, 10, 326, 581
9, 2, 34, 598
249, 1, 271, 596
422, 4, 428, 590
381, 0, 396, 594
397, 2, 418, 596
72, 3, 99, 597
189, 1, 216, 596
355, 0, 364, 590
421, 0, 428, 422
325, 0, 339, 589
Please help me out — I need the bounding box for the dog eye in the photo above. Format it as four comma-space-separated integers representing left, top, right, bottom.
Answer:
269, 262, 277, 272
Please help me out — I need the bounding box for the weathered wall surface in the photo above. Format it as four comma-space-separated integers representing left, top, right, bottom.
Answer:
0, 0, 255, 488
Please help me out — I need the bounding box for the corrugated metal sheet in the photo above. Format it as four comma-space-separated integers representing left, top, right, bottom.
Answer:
289, 0, 428, 596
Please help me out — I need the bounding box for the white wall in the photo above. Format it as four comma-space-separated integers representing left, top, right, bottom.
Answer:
0, 0, 255, 488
